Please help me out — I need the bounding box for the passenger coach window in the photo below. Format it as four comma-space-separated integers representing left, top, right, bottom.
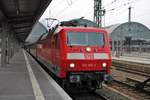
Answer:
67, 32, 105, 46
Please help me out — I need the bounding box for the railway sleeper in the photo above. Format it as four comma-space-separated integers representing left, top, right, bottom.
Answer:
135, 78, 150, 90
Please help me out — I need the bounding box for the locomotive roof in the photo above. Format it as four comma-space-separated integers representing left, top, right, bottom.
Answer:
26, 19, 102, 44
60, 18, 98, 27
52, 18, 101, 35
53, 26, 106, 34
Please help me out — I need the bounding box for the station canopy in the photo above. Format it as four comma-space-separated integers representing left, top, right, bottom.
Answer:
0, 0, 52, 42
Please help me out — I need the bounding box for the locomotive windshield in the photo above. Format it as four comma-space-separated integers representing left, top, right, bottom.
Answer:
67, 32, 105, 46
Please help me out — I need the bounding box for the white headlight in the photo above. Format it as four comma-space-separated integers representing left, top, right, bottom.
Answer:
102, 62, 107, 68
86, 47, 91, 52
70, 63, 75, 68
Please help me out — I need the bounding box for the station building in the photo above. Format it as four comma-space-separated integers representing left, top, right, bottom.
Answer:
105, 22, 150, 56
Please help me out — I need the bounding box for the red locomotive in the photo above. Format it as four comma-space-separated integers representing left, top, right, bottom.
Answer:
30, 19, 112, 90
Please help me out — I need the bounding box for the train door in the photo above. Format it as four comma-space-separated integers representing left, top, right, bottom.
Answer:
51, 36, 55, 64
55, 34, 60, 65
53, 34, 60, 65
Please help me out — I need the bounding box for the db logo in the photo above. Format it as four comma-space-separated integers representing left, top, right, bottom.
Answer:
84, 53, 93, 59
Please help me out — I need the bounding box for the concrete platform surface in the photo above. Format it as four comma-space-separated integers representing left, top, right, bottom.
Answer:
0, 50, 72, 100
112, 56, 150, 65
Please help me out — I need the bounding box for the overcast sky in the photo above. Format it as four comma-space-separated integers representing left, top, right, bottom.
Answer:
40, 0, 150, 28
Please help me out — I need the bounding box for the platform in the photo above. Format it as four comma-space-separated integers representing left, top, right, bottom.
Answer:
112, 56, 150, 65
0, 50, 72, 100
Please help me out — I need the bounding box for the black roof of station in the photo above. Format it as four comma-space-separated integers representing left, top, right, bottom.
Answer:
0, 0, 52, 42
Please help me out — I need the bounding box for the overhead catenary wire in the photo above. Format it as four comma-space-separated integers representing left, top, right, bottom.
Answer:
52, 0, 65, 10
82, 0, 94, 19
104, 0, 143, 26
48, 0, 146, 27
106, 12, 150, 26
105, 1, 149, 26
103, 0, 117, 8
104, 0, 137, 8
105, 8, 128, 25
54, 0, 77, 17
104, 0, 140, 14
105, 5, 129, 19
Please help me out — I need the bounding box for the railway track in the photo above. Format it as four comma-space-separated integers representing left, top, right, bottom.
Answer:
109, 79, 150, 100
114, 79, 150, 94
114, 67, 150, 77
111, 59, 150, 99
112, 59, 150, 89
126, 78, 150, 93
70, 91, 108, 100
112, 59, 150, 77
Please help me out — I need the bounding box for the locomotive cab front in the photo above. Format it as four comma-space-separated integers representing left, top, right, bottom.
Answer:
60, 27, 112, 89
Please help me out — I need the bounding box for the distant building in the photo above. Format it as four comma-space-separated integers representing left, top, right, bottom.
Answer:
105, 22, 150, 55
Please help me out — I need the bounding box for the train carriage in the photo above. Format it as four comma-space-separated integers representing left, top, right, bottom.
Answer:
30, 19, 112, 90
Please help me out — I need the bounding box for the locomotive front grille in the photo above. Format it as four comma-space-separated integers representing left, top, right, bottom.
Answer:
68, 71, 106, 83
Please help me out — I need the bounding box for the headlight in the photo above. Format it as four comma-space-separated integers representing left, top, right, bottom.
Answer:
86, 47, 91, 52
102, 62, 107, 68
70, 63, 75, 68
